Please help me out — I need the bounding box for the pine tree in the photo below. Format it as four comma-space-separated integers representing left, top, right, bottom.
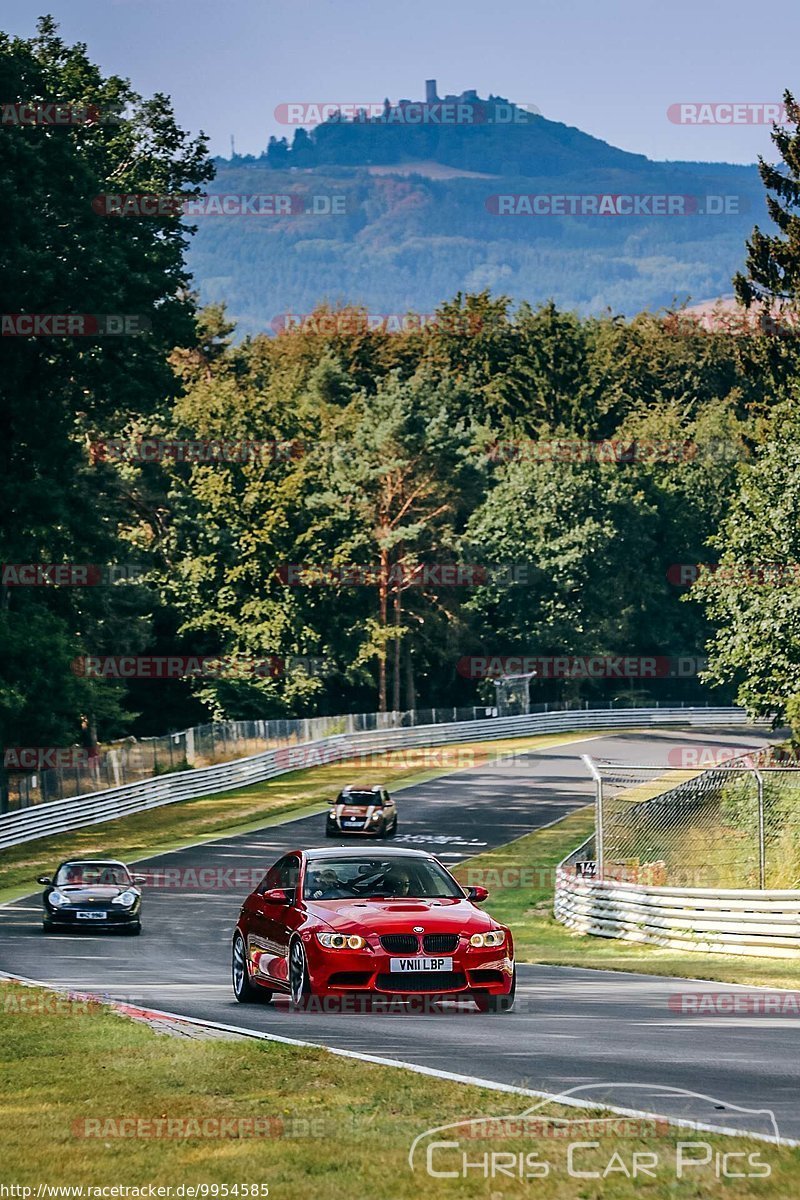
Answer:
734, 90, 800, 310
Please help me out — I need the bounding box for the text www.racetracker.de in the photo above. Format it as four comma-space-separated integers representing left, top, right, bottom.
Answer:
1, 1187, 269, 1198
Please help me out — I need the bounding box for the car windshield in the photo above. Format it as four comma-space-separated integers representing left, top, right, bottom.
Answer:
54, 863, 131, 887
339, 790, 381, 806
303, 857, 463, 900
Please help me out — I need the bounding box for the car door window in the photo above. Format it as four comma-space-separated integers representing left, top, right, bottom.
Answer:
261, 862, 283, 891
277, 855, 300, 893
260, 856, 298, 893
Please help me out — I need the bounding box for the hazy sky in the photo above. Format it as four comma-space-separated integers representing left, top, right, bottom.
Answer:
4, 1, 796, 163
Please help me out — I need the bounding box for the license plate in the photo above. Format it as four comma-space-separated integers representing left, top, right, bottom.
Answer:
390, 957, 453, 972
346, 818, 361, 824
76, 911, 107, 920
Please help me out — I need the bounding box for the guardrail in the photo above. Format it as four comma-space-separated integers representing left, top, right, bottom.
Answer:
554, 870, 800, 959
0, 706, 758, 851
554, 761, 800, 959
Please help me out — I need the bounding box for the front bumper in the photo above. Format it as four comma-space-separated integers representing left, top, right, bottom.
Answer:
305, 939, 514, 996
44, 905, 140, 928
327, 815, 384, 836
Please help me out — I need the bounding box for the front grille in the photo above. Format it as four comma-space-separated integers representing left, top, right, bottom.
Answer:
423, 933, 459, 954
380, 934, 419, 954
376, 971, 467, 993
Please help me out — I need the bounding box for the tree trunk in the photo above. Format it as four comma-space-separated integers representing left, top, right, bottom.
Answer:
404, 646, 416, 712
392, 586, 401, 713
378, 546, 388, 712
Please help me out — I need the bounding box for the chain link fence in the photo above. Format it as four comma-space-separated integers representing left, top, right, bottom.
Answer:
4, 697, 738, 815
4, 707, 496, 812
589, 747, 800, 889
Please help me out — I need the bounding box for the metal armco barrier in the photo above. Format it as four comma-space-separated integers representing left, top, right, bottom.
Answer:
0, 706, 757, 851
555, 807, 800, 960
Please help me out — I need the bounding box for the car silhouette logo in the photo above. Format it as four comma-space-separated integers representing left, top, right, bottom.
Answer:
413, 926, 424, 933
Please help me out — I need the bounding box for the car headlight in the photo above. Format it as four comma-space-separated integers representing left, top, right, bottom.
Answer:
112, 889, 138, 907
370, 811, 382, 822
317, 932, 366, 950
49, 890, 70, 907
470, 930, 505, 948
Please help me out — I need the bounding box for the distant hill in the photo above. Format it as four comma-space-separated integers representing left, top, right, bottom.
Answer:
185, 82, 766, 336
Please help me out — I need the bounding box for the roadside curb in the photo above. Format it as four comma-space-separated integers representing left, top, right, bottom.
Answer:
1, 968, 796, 1148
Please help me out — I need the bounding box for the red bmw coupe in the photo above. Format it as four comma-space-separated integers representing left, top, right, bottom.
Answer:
232, 847, 515, 1012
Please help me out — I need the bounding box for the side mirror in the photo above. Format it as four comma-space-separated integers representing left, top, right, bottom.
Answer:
261, 887, 292, 905
37, 876, 52, 886
131, 874, 147, 885
466, 885, 489, 903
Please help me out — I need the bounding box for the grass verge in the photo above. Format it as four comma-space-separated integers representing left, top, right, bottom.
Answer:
0, 730, 605, 902
453, 807, 800, 990
0, 979, 796, 1197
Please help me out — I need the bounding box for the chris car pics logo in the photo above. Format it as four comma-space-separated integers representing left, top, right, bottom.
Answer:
409, 1084, 778, 1183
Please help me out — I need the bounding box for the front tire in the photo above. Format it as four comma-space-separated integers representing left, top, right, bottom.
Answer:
474, 967, 516, 1014
232, 932, 272, 1004
289, 937, 312, 1008
123, 921, 142, 936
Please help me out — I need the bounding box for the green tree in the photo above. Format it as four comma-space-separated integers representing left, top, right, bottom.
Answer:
465, 461, 664, 694
734, 91, 800, 310
301, 371, 484, 711
693, 400, 800, 718
0, 18, 212, 752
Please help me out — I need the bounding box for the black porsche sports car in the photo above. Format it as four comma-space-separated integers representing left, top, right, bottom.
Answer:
38, 859, 145, 934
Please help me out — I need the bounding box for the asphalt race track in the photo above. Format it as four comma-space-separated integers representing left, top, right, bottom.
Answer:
2, 727, 797, 1141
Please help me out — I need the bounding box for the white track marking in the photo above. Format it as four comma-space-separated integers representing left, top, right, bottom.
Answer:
0, 968, 795, 1148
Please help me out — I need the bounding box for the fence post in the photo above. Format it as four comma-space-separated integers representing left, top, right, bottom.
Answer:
754, 768, 766, 889
582, 754, 604, 880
